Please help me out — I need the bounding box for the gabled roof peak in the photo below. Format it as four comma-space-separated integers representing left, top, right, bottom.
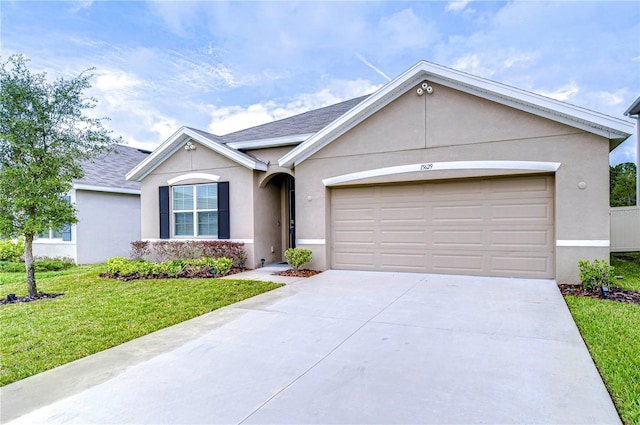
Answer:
278, 60, 634, 168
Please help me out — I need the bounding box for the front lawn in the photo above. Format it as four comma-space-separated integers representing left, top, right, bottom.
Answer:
0, 266, 282, 386
564, 253, 640, 424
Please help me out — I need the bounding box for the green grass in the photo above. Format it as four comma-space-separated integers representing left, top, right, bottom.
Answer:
0, 266, 282, 386
611, 252, 640, 292
563, 253, 640, 424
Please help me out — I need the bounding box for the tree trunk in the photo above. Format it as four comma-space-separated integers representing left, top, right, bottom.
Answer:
24, 234, 37, 298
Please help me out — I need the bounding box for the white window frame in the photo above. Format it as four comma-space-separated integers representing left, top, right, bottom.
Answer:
36, 228, 63, 240
171, 183, 218, 238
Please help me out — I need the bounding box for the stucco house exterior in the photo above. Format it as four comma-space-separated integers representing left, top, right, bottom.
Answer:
34, 144, 150, 264
127, 61, 634, 283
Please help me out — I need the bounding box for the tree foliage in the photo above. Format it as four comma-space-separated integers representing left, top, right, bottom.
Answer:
610, 162, 636, 207
0, 55, 116, 297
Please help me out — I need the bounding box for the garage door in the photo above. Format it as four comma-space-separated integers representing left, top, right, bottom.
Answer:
330, 175, 554, 278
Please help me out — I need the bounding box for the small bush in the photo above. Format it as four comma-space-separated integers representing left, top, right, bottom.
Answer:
578, 259, 615, 290
211, 257, 233, 276
0, 238, 24, 262
284, 248, 312, 270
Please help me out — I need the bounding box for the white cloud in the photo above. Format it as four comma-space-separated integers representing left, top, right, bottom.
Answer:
452, 54, 495, 77
536, 82, 580, 101
503, 52, 539, 68
207, 79, 382, 135
377, 8, 440, 53
445, 1, 469, 13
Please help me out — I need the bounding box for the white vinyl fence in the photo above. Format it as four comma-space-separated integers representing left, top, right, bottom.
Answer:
611, 206, 640, 252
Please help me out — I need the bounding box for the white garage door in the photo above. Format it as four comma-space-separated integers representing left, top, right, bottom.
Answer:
330, 175, 554, 278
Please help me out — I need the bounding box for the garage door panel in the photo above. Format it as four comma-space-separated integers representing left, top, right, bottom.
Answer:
379, 206, 426, 223
333, 207, 376, 224
330, 175, 554, 278
491, 202, 552, 223
432, 229, 484, 248
333, 251, 376, 268
490, 253, 552, 276
432, 253, 484, 273
380, 230, 426, 246
432, 204, 484, 223
490, 229, 552, 250
380, 252, 426, 269
429, 180, 485, 199
334, 229, 375, 244
490, 175, 553, 196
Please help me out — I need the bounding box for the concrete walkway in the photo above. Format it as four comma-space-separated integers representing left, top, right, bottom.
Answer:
1, 268, 620, 424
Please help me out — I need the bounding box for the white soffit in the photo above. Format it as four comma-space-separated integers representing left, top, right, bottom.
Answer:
278, 60, 634, 169
126, 127, 268, 182
226, 133, 314, 150
73, 183, 141, 195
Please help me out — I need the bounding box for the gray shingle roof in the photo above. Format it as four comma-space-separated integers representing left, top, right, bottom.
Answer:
75, 144, 151, 191
220, 95, 370, 144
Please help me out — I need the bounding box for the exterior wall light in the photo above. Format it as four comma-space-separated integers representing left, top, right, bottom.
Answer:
184, 141, 196, 151
417, 82, 433, 96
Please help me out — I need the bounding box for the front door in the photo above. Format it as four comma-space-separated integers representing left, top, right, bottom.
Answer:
287, 176, 295, 249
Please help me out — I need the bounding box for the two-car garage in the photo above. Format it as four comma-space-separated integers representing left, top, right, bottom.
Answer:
330, 174, 555, 279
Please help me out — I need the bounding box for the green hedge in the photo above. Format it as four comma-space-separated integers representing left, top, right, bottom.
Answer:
104, 256, 233, 280
0, 260, 74, 273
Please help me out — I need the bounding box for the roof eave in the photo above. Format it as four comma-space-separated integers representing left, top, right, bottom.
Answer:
624, 95, 640, 117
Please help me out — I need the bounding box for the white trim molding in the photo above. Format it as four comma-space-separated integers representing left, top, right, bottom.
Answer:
322, 161, 561, 186
73, 184, 141, 195
167, 173, 220, 185
142, 238, 254, 244
296, 239, 326, 245
556, 240, 610, 247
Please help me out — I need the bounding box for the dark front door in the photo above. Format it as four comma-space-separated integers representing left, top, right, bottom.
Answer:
287, 176, 295, 249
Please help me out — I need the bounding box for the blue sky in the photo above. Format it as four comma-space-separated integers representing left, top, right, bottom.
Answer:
1, 1, 639, 164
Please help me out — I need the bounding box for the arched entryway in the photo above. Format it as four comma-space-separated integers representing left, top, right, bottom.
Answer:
260, 172, 295, 262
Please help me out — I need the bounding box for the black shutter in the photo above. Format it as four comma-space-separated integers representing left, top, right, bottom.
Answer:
217, 182, 230, 239
159, 186, 170, 239
62, 196, 72, 241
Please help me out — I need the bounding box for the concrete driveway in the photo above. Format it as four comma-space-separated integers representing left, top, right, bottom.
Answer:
2, 269, 620, 424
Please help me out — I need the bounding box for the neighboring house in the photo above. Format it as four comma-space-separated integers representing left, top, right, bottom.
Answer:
126, 61, 634, 283
34, 145, 151, 264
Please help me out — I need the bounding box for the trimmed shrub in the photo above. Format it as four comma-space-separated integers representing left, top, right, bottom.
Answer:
130, 240, 247, 266
0, 238, 24, 262
578, 259, 615, 290
284, 248, 312, 270
104, 256, 234, 280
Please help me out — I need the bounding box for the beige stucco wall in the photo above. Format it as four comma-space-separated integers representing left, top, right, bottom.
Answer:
139, 140, 257, 264
295, 83, 610, 283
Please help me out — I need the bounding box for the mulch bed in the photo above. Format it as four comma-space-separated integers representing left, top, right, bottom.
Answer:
273, 269, 323, 278
1, 292, 64, 305
559, 284, 640, 304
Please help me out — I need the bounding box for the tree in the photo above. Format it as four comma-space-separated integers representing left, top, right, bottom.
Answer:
610, 162, 637, 207
0, 55, 116, 298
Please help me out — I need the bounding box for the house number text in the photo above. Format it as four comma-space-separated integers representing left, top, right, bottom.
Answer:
420, 163, 434, 170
